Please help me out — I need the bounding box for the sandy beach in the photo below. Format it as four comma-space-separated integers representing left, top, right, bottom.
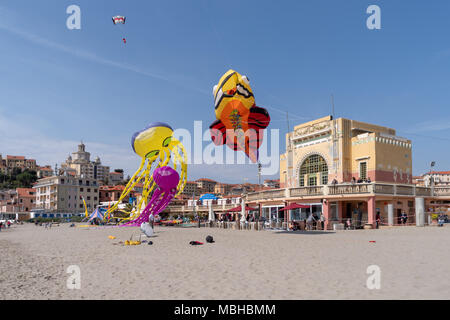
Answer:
0, 223, 449, 300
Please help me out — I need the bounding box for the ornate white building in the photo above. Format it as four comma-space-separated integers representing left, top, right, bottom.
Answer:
60, 142, 110, 182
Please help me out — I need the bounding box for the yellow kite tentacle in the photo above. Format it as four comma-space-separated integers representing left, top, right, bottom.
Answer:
82, 197, 89, 218
126, 151, 167, 221
170, 141, 187, 195
105, 157, 147, 218
170, 139, 187, 195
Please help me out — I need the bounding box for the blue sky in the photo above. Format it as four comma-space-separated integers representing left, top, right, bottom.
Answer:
1, 0, 450, 182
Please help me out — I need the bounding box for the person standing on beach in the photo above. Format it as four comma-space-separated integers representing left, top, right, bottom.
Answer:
401, 211, 408, 225
306, 213, 315, 230
319, 213, 325, 230
375, 210, 381, 229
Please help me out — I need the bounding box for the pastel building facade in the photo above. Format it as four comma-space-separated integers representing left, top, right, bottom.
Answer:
0, 188, 36, 220
244, 116, 421, 229
421, 171, 450, 187
34, 176, 99, 213
280, 116, 412, 188
0, 155, 37, 173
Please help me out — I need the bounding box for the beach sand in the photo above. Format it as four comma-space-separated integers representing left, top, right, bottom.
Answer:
0, 223, 449, 300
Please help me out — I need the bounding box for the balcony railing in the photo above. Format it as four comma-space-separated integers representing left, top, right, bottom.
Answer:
166, 203, 239, 213
328, 184, 370, 195
290, 186, 324, 197
433, 186, 450, 196
163, 184, 450, 213
244, 183, 450, 202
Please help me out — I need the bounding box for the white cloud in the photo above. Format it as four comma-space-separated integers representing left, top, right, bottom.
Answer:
407, 119, 450, 133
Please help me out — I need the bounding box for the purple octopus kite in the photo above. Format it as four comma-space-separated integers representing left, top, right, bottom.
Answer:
121, 166, 180, 227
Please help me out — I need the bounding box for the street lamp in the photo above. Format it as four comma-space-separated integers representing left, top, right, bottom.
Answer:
430, 161, 436, 188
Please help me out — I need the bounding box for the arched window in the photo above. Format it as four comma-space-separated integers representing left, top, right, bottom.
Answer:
299, 154, 328, 186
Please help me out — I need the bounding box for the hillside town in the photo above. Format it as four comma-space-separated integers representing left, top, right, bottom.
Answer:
0, 142, 280, 221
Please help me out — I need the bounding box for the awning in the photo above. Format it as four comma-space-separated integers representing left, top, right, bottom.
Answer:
199, 193, 218, 201
227, 205, 258, 212
278, 203, 310, 211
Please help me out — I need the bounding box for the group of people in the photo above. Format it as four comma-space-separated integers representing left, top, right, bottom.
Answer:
330, 177, 372, 185
288, 212, 325, 231
351, 177, 372, 184
34, 221, 54, 228
438, 214, 447, 227
0, 220, 12, 231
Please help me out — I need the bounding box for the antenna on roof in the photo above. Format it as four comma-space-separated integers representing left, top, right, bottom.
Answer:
331, 94, 335, 119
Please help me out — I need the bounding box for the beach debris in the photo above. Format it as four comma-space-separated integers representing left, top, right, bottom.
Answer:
125, 240, 141, 246
147, 241, 153, 245
108, 235, 116, 239
206, 235, 215, 243
369, 241, 376, 243
189, 241, 203, 246
140, 222, 154, 237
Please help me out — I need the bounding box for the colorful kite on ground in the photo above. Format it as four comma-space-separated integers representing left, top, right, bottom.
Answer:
209, 69, 270, 163
105, 122, 187, 222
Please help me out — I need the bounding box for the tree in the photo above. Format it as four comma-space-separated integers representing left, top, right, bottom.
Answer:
16, 170, 37, 188
0, 168, 37, 189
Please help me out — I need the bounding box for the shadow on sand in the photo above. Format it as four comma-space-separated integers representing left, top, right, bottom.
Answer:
272, 230, 335, 235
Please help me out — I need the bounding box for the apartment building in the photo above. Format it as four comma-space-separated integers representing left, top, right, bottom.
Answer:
0, 154, 37, 173
34, 175, 99, 213
37, 165, 54, 178
196, 178, 217, 193
0, 188, 36, 220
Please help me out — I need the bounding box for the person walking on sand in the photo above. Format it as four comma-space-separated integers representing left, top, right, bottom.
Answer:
401, 211, 408, 225
345, 218, 352, 230
375, 210, 381, 229
306, 213, 316, 231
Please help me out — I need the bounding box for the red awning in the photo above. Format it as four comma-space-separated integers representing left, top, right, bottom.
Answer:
227, 205, 259, 212
278, 203, 310, 211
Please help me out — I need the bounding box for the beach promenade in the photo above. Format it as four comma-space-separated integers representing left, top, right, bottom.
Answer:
0, 224, 449, 300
